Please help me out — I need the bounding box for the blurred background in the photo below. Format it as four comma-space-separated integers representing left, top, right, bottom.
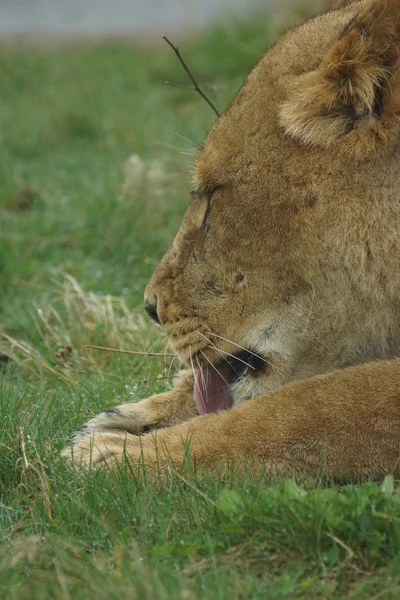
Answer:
2, 0, 267, 37
0, 0, 330, 38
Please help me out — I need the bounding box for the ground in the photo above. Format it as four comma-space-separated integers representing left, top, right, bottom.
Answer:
1, 12, 400, 600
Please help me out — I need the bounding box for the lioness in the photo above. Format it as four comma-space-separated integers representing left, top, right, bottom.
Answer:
64, 0, 400, 478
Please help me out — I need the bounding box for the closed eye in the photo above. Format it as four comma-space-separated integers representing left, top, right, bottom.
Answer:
189, 185, 222, 229
202, 196, 212, 228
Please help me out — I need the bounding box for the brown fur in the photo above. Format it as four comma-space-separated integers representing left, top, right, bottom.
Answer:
63, 0, 400, 479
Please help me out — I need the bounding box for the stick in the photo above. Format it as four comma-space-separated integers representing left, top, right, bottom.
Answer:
84, 345, 174, 358
162, 35, 221, 118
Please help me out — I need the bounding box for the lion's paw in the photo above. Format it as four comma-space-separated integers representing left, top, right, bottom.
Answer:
62, 431, 143, 470
72, 402, 158, 444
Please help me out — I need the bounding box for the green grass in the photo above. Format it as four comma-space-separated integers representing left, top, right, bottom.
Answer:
1, 11, 400, 599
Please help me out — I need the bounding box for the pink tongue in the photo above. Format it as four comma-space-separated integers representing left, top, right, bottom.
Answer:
194, 366, 233, 415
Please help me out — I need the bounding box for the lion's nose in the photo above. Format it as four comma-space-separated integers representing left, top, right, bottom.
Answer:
144, 296, 160, 325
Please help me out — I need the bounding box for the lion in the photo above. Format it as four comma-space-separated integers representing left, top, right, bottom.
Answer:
63, 0, 400, 479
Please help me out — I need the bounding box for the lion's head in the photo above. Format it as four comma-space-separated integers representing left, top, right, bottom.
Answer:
145, 0, 400, 415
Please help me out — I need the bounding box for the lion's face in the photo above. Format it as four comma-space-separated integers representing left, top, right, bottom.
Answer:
145, 0, 400, 413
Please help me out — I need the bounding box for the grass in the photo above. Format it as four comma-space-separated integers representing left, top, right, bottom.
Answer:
1, 6, 400, 598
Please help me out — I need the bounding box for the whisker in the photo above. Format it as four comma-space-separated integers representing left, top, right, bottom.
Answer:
194, 329, 239, 374
190, 350, 206, 415
172, 131, 199, 148
200, 350, 230, 389
138, 335, 173, 375
206, 331, 265, 360
167, 353, 181, 382
152, 140, 196, 155
110, 329, 170, 367
207, 346, 255, 371
206, 331, 291, 378
196, 355, 208, 401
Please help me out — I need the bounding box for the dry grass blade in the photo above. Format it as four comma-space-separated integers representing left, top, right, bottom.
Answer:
0, 274, 168, 381
17, 427, 54, 524
84, 345, 174, 358
0, 331, 76, 384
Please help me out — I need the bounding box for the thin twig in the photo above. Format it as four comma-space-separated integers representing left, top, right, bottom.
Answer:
165, 82, 196, 91
84, 344, 174, 357
162, 35, 221, 117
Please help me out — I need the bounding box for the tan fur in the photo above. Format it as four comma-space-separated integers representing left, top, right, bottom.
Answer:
68, 360, 400, 478
280, 0, 400, 157
63, 0, 400, 479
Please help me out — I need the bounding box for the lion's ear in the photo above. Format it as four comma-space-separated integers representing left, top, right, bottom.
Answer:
280, 0, 400, 157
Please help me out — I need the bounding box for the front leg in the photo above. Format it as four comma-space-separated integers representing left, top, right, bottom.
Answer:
64, 360, 400, 478
72, 371, 195, 443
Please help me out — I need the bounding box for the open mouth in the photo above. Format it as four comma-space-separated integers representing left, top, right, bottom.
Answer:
194, 349, 266, 415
